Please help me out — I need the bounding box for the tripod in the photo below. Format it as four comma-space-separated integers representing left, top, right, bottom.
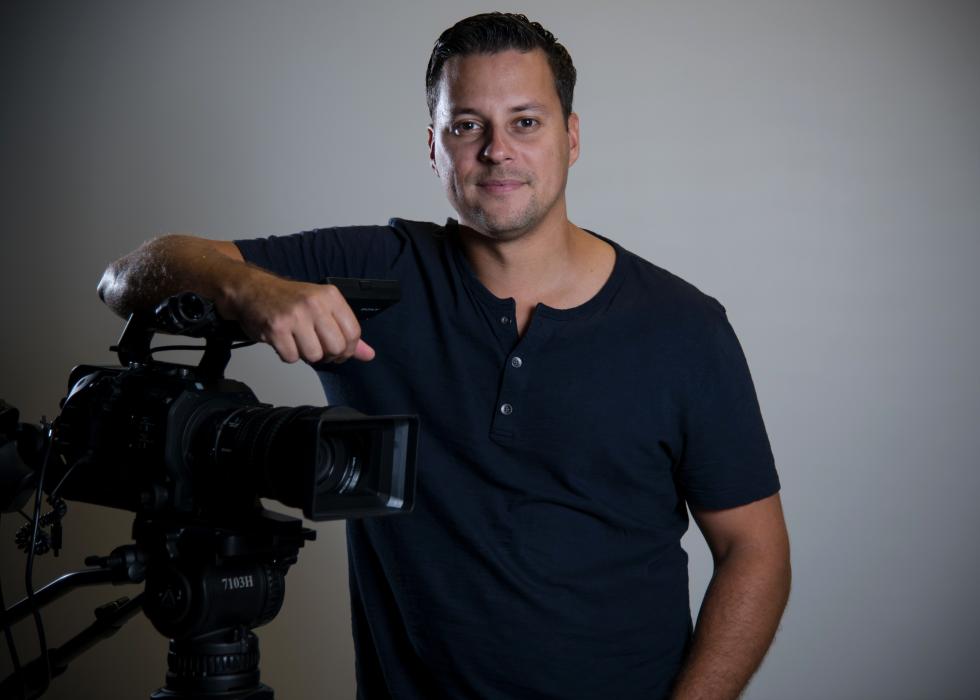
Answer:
1, 509, 314, 699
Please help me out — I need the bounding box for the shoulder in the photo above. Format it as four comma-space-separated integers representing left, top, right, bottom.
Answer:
385, 218, 452, 249
611, 240, 728, 333
387, 218, 447, 236
234, 219, 450, 281
236, 219, 446, 252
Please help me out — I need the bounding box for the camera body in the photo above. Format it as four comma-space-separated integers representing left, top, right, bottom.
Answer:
54, 360, 258, 516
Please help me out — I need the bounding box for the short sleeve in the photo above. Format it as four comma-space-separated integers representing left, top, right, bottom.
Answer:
677, 305, 780, 511
234, 224, 408, 282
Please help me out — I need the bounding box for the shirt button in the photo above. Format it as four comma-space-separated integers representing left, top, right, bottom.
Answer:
500, 403, 513, 415
510, 356, 523, 368
500, 316, 511, 325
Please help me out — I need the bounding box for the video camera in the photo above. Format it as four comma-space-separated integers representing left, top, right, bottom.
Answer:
0, 280, 418, 699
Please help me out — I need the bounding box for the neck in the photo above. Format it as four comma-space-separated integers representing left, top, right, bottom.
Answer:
455, 214, 616, 334
458, 215, 577, 297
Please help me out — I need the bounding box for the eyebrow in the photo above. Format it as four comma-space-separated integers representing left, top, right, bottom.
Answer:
450, 102, 549, 117
509, 102, 547, 113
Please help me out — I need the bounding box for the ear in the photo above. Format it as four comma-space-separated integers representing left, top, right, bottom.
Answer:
427, 125, 439, 176
567, 112, 580, 168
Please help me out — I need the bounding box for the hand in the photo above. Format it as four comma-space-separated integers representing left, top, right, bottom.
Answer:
226, 273, 376, 364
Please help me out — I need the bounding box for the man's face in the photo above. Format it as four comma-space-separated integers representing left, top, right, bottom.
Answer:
428, 49, 579, 241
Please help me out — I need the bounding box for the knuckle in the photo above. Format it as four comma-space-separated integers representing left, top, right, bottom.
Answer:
299, 292, 321, 314
266, 317, 290, 338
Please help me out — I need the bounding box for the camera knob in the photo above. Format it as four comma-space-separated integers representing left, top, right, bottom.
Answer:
140, 484, 168, 511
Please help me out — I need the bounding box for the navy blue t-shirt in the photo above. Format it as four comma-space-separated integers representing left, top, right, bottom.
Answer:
236, 219, 779, 699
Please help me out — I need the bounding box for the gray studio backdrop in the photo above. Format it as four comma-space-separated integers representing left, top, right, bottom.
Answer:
2, 1, 978, 698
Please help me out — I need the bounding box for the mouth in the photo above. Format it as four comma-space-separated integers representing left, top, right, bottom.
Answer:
476, 179, 525, 194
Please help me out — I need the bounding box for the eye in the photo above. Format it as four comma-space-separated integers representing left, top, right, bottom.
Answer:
451, 120, 481, 136
515, 117, 539, 129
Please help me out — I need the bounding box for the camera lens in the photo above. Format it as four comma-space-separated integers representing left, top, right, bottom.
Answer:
315, 436, 361, 495
198, 401, 415, 520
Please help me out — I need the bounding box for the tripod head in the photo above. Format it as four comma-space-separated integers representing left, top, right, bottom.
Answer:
138, 509, 314, 699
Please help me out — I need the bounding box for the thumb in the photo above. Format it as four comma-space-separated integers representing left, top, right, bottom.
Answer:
353, 338, 376, 362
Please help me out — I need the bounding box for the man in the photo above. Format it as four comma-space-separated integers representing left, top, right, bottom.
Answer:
99, 13, 790, 699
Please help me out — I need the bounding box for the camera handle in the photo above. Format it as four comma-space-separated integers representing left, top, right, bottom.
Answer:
111, 294, 245, 379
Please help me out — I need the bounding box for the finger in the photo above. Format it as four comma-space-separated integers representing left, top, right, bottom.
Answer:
293, 323, 327, 363
332, 311, 362, 359
252, 307, 306, 363
313, 316, 355, 362
271, 334, 300, 364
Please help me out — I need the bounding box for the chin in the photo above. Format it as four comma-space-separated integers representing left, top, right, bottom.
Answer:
467, 217, 534, 241
464, 205, 542, 241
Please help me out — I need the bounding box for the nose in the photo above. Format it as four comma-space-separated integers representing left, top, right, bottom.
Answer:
478, 126, 513, 164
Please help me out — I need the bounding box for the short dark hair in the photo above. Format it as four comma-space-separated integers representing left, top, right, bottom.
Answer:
425, 12, 577, 122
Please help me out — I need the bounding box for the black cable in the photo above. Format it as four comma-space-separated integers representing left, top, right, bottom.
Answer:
23, 425, 54, 697
147, 344, 207, 353
147, 340, 255, 355
47, 455, 85, 504
0, 512, 28, 700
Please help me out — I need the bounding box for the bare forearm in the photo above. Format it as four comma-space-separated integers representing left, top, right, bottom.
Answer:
98, 233, 374, 364
97, 234, 254, 319
671, 550, 791, 700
